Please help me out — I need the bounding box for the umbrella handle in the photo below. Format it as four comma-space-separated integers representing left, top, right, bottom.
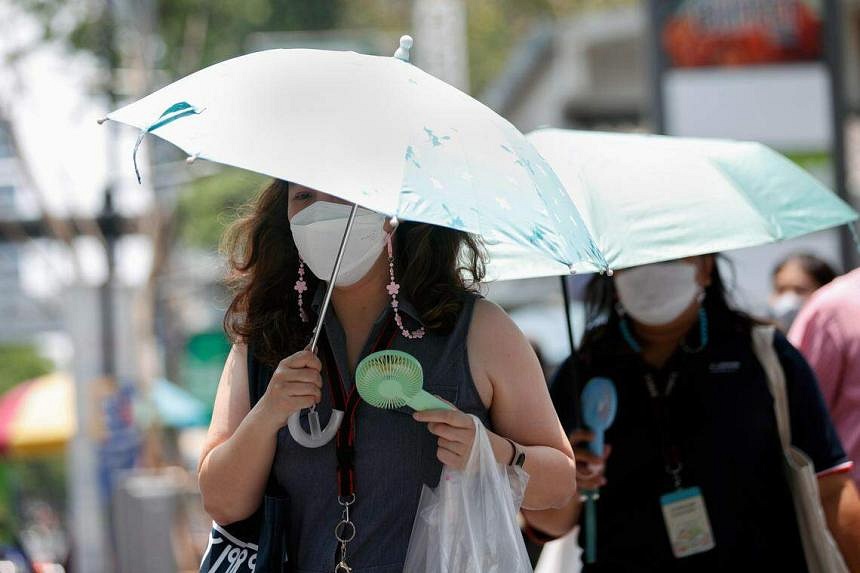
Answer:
288, 203, 359, 448
288, 409, 345, 448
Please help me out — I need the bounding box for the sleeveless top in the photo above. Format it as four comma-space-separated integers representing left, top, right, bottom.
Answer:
249, 291, 490, 573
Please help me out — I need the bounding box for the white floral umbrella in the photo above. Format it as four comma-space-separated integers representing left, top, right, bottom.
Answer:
105, 37, 608, 280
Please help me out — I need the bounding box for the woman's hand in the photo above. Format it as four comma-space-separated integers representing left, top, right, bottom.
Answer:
413, 407, 478, 470
569, 429, 612, 489
256, 350, 323, 431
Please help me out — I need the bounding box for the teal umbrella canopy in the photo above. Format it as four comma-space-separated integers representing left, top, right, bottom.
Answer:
527, 129, 858, 271
151, 378, 210, 429
104, 40, 607, 280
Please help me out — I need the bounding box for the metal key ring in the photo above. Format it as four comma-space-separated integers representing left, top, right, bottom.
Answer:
335, 520, 356, 543
338, 494, 356, 507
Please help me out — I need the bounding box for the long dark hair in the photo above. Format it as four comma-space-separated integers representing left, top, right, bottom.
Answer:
222, 179, 487, 366
578, 256, 755, 361
772, 253, 837, 289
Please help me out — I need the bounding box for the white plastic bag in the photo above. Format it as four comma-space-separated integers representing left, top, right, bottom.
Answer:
404, 415, 533, 573
534, 526, 583, 573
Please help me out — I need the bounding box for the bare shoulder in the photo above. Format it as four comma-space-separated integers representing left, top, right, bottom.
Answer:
467, 298, 540, 407
468, 299, 567, 448
470, 298, 529, 352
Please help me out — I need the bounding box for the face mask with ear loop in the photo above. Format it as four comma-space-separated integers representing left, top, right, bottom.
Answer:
769, 292, 804, 331
614, 262, 703, 326
290, 201, 389, 287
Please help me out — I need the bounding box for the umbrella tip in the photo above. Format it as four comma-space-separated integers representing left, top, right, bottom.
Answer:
605, 268, 614, 277
186, 153, 200, 164
97, 116, 109, 125
394, 35, 413, 62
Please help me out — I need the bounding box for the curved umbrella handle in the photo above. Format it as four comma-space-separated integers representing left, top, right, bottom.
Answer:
287, 409, 345, 448
288, 203, 359, 448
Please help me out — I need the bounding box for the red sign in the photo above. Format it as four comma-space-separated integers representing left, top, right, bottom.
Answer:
663, 0, 822, 67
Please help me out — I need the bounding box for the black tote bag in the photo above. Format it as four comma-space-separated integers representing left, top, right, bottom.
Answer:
199, 344, 289, 573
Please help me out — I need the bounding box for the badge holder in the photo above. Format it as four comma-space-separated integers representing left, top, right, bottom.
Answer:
659, 471, 716, 558
580, 377, 618, 564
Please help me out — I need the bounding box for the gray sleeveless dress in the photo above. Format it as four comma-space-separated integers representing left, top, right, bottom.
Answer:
262, 290, 490, 572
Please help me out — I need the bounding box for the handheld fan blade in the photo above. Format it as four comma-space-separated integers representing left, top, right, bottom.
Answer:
580, 376, 618, 564
356, 350, 453, 412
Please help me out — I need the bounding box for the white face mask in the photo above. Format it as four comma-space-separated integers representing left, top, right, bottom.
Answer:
290, 201, 387, 287
769, 292, 804, 331
614, 262, 702, 326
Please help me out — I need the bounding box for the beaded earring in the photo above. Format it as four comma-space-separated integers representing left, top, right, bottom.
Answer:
295, 258, 309, 323
386, 233, 425, 340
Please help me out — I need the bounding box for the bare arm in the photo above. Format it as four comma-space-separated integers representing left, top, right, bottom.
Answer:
469, 299, 577, 510
820, 473, 860, 571
197, 344, 322, 525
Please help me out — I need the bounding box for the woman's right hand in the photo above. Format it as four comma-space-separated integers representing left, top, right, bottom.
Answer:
256, 350, 323, 431
569, 429, 612, 490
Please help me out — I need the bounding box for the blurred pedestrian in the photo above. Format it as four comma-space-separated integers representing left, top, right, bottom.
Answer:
197, 181, 575, 571
790, 267, 860, 491
524, 256, 860, 572
769, 253, 837, 331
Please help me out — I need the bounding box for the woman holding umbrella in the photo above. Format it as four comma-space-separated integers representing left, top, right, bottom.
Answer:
525, 255, 860, 572
102, 37, 610, 573
196, 181, 577, 572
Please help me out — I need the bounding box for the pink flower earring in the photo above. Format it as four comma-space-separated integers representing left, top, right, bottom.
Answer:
295, 258, 309, 323
387, 234, 425, 340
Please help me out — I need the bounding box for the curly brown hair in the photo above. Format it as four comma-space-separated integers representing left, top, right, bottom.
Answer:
222, 179, 487, 366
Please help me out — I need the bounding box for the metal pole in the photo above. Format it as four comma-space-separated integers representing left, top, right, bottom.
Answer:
308, 204, 359, 353
68, 1, 120, 570
100, 187, 117, 376
413, 0, 470, 91
823, 0, 857, 271
559, 276, 576, 354
646, 0, 668, 134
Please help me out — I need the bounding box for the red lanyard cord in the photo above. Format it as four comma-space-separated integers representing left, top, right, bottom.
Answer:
319, 319, 398, 498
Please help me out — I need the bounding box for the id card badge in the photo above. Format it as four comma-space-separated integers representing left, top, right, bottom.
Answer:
660, 487, 716, 558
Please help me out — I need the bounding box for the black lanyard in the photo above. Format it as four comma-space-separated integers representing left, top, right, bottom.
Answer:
319, 318, 398, 498
643, 370, 685, 490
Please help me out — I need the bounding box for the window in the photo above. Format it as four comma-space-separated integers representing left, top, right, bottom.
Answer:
0, 123, 11, 158
0, 185, 14, 215
0, 244, 18, 279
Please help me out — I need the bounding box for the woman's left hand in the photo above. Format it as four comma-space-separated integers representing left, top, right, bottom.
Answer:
413, 407, 477, 470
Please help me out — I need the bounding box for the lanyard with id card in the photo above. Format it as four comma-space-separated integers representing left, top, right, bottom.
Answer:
645, 371, 716, 559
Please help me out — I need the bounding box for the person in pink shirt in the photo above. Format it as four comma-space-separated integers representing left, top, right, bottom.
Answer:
790, 267, 860, 487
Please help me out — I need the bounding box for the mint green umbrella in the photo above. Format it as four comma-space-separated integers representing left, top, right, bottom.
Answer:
527, 129, 858, 271
150, 378, 210, 428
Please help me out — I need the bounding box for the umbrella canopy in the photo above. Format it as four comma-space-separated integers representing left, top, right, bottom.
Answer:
0, 374, 211, 458
104, 39, 607, 279
527, 128, 858, 271
0, 373, 75, 457
149, 378, 210, 429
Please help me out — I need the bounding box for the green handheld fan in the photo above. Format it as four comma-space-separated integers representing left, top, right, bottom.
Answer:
355, 350, 454, 412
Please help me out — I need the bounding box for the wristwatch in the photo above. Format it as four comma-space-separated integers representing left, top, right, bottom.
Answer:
505, 438, 527, 468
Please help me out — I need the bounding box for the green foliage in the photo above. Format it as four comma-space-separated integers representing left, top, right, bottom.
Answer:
0, 344, 53, 397
159, 0, 342, 76
176, 168, 265, 250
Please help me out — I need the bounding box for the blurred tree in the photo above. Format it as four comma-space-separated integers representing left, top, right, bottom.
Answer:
9, 0, 635, 254
176, 168, 265, 250
0, 344, 53, 397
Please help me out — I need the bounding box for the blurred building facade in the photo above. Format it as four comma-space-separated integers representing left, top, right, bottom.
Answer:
483, 1, 860, 312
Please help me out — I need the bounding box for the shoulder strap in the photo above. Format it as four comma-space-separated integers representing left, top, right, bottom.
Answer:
751, 325, 791, 450
246, 340, 285, 497
246, 340, 271, 407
